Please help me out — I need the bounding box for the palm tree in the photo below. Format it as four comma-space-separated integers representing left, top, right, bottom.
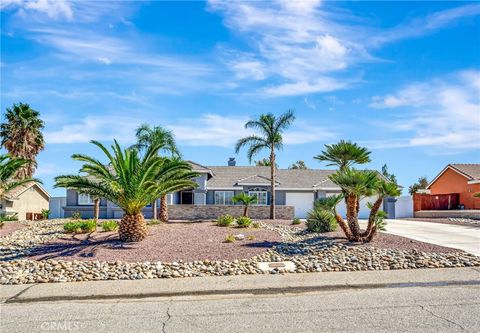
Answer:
0, 154, 41, 199
314, 140, 370, 170
55, 140, 197, 242
232, 193, 257, 217
1, 103, 45, 179
235, 110, 295, 219
132, 124, 180, 222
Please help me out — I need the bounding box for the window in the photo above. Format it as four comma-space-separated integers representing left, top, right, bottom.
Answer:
248, 188, 268, 205
78, 193, 94, 205
214, 191, 234, 205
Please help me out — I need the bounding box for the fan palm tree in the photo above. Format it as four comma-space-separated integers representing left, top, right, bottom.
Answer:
235, 110, 295, 219
132, 124, 180, 222
55, 140, 197, 242
232, 193, 257, 217
1, 103, 45, 179
314, 140, 370, 170
0, 154, 41, 199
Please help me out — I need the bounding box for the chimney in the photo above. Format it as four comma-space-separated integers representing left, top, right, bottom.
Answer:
228, 157, 236, 166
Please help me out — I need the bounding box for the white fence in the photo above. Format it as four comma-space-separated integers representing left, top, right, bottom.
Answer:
394, 195, 413, 218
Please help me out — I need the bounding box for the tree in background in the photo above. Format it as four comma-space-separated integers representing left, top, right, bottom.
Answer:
289, 160, 308, 169
408, 176, 429, 195
133, 124, 180, 222
254, 158, 278, 167
236, 110, 296, 219
381, 164, 397, 184
0, 103, 45, 179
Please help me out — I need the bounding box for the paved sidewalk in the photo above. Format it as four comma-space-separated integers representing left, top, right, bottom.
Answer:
380, 219, 480, 255
2, 267, 479, 304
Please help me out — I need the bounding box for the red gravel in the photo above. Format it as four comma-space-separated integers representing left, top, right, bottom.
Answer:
0, 222, 25, 237
27, 221, 282, 263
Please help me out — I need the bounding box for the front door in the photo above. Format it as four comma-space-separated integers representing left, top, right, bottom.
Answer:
181, 191, 193, 204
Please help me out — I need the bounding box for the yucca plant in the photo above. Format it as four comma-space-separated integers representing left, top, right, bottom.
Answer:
55, 140, 197, 242
0, 154, 41, 199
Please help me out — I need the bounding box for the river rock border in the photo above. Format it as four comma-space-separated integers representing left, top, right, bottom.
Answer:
1, 220, 479, 284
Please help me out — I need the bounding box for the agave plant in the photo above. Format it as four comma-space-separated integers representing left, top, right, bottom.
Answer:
55, 140, 198, 242
0, 154, 41, 199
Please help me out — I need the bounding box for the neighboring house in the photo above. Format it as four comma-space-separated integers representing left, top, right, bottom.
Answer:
415, 164, 480, 210
0, 182, 50, 220
63, 158, 395, 219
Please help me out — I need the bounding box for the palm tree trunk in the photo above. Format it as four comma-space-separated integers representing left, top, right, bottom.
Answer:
361, 197, 383, 238
346, 194, 361, 239
270, 148, 276, 220
160, 195, 168, 222
152, 199, 158, 220
119, 213, 148, 242
243, 204, 248, 217
93, 198, 100, 222
334, 213, 353, 240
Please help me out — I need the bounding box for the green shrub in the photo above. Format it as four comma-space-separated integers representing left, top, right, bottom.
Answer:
71, 211, 81, 220
0, 212, 18, 222
252, 222, 261, 229
102, 220, 118, 232
63, 220, 97, 234
216, 214, 235, 227
41, 209, 50, 219
236, 216, 252, 228
247, 235, 255, 240
306, 209, 337, 233
292, 218, 301, 225
147, 219, 163, 226
224, 234, 235, 243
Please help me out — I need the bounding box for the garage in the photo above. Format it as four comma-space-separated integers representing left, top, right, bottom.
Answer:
285, 192, 315, 218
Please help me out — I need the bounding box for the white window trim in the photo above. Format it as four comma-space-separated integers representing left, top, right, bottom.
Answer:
214, 191, 234, 205
78, 193, 94, 205
248, 190, 268, 206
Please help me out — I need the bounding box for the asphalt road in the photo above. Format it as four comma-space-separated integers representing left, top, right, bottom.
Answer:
2, 283, 479, 333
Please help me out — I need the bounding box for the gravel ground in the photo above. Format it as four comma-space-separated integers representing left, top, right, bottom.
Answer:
25, 222, 282, 262
0, 222, 25, 237
1, 219, 479, 285
400, 217, 480, 227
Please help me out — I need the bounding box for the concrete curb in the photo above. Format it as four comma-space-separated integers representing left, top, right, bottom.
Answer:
2, 267, 479, 304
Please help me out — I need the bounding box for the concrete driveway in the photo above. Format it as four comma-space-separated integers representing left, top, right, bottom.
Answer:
381, 219, 480, 256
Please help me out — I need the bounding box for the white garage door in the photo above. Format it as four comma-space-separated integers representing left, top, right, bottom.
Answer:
285, 192, 315, 218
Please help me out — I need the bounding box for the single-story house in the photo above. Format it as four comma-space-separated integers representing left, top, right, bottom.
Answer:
0, 182, 50, 220
416, 164, 480, 210
63, 158, 395, 220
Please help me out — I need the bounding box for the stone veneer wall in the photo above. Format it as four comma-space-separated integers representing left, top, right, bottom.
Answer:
414, 210, 480, 219
168, 205, 295, 220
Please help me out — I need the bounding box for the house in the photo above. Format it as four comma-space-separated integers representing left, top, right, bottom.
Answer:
63, 158, 394, 219
0, 182, 50, 220
415, 164, 480, 211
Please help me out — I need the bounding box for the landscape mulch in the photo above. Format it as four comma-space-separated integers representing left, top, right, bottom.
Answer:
0, 222, 26, 238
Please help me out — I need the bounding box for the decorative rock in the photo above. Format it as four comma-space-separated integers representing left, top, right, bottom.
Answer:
234, 234, 245, 241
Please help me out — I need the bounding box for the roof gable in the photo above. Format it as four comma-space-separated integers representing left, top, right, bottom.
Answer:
4, 182, 50, 200
427, 164, 480, 189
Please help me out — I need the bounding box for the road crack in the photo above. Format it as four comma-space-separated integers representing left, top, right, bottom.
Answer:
418, 304, 468, 332
162, 302, 172, 333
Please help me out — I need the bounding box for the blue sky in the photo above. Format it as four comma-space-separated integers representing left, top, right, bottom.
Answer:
1, 0, 479, 196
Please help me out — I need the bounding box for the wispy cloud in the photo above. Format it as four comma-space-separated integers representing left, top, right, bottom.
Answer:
369, 70, 480, 152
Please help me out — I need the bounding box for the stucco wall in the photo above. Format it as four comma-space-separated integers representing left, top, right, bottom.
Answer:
429, 168, 480, 209
167, 205, 294, 220
12, 185, 49, 220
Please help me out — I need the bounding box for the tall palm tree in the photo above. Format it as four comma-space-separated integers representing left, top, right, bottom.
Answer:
314, 140, 370, 170
1, 103, 45, 179
0, 154, 41, 199
132, 124, 180, 222
55, 140, 197, 242
235, 110, 296, 219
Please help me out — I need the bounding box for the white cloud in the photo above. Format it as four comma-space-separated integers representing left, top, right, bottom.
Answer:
368, 70, 480, 151
167, 114, 336, 147
263, 78, 349, 96
24, 0, 73, 19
